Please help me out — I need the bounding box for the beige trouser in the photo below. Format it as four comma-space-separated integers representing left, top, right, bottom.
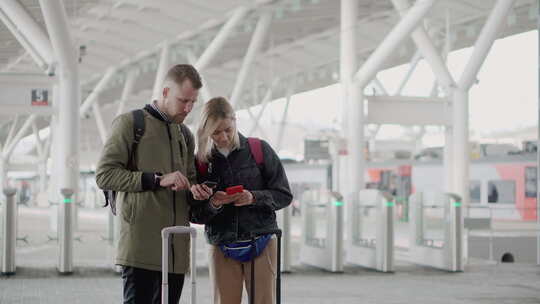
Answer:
209, 238, 277, 304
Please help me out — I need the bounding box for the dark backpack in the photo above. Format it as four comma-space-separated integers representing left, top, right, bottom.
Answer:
103, 109, 192, 215
195, 137, 264, 178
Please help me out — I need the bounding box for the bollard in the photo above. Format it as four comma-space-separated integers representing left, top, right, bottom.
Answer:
277, 206, 292, 272
330, 191, 344, 272
2, 188, 17, 275
58, 188, 74, 274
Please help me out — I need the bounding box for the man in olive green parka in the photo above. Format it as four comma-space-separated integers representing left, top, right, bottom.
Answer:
96, 64, 213, 304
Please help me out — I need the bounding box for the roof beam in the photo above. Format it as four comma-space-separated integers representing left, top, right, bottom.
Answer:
0, 0, 54, 71
88, 4, 184, 35
354, 0, 435, 88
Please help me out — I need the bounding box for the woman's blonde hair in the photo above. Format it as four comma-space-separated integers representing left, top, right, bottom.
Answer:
196, 97, 240, 162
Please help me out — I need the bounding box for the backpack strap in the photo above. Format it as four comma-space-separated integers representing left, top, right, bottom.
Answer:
196, 160, 209, 177
178, 124, 190, 148
247, 137, 264, 167
127, 109, 145, 170
104, 109, 145, 213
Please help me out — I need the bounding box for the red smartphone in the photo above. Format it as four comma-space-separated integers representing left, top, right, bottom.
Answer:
226, 185, 244, 195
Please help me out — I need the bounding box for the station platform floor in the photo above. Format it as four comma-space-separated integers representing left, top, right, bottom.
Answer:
1, 206, 539, 304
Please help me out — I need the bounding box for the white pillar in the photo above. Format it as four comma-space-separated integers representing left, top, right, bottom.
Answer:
31, 121, 43, 158
79, 67, 116, 117
151, 42, 170, 101
276, 82, 295, 152
48, 114, 60, 232
92, 101, 108, 145
451, 89, 469, 204
396, 51, 421, 95
230, 12, 272, 108
40, 0, 80, 274
248, 79, 279, 136
0, 159, 5, 189
2, 114, 37, 161
341, 0, 363, 196
537, 25, 540, 264
116, 68, 137, 116
3, 115, 19, 152
452, 0, 516, 206
185, 49, 212, 102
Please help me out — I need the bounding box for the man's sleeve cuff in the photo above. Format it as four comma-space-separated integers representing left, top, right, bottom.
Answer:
141, 172, 158, 191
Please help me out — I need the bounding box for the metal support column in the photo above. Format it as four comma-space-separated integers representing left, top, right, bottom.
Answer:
2, 188, 17, 274
40, 0, 80, 274
340, 0, 358, 196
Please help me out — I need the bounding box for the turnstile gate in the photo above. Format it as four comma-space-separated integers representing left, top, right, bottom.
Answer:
299, 189, 343, 272
397, 191, 463, 272
346, 189, 394, 272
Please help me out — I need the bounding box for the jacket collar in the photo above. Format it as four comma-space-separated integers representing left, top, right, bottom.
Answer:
211, 132, 247, 158
144, 102, 171, 123
237, 133, 249, 151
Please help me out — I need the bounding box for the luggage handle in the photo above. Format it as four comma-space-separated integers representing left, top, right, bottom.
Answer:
249, 229, 282, 304
161, 226, 198, 304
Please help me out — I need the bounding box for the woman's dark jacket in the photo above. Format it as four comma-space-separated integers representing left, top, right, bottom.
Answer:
190, 133, 292, 245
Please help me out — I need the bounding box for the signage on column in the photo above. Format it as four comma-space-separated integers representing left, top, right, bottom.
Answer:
31, 89, 49, 106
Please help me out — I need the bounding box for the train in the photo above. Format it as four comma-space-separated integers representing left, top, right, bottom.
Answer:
365, 153, 538, 221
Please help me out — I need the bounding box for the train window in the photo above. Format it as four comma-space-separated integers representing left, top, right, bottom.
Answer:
524, 166, 537, 198
469, 180, 481, 203
487, 180, 515, 204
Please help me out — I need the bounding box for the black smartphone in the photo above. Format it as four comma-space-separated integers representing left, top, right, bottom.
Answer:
202, 181, 218, 189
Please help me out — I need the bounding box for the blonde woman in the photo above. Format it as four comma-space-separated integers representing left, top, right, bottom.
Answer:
190, 97, 292, 304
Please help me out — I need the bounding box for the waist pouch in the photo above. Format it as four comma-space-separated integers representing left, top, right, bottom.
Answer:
219, 234, 272, 262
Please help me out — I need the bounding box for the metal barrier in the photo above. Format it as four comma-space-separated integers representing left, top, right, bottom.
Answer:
466, 206, 539, 263
401, 192, 463, 272
58, 188, 74, 273
346, 189, 394, 272
299, 189, 344, 272
276, 205, 292, 272
2, 188, 17, 274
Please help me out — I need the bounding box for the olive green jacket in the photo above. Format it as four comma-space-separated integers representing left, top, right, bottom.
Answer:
96, 108, 196, 274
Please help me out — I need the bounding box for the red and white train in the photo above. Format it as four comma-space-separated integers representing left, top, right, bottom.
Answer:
365, 153, 538, 221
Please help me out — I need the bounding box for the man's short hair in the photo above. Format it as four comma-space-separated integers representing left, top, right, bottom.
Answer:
165, 64, 203, 89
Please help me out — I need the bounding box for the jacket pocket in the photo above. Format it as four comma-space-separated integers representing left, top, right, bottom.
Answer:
121, 193, 137, 224
236, 164, 261, 189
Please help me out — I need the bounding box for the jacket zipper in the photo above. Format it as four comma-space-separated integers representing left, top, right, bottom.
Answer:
166, 124, 176, 271
223, 155, 239, 239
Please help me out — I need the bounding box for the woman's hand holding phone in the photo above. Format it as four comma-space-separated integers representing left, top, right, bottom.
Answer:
232, 190, 254, 207
209, 191, 236, 207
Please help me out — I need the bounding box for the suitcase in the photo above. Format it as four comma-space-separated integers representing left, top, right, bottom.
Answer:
250, 229, 282, 304
161, 226, 198, 304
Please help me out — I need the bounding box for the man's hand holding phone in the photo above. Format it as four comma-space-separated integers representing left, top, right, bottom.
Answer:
191, 183, 213, 201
